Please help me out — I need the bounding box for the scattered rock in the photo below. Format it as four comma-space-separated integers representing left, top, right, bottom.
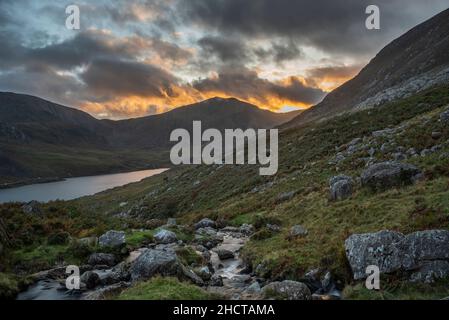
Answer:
329, 175, 353, 201
21, 201, 41, 214
88, 253, 117, 267
361, 161, 422, 191
194, 218, 216, 230
263, 280, 311, 300
216, 249, 234, 260
99, 230, 126, 248
80, 271, 100, 289
239, 224, 255, 236
154, 229, 178, 244
209, 274, 223, 287
276, 191, 296, 203
266, 224, 281, 232
289, 225, 308, 238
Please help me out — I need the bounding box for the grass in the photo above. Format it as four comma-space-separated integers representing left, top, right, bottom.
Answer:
126, 230, 155, 248
117, 277, 214, 300
0, 273, 19, 300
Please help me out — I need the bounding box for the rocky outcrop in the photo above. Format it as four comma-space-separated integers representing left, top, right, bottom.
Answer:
154, 229, 177, 244
263, 280, 311, 300
329, 175, 353, 201
88, 253, 117, 267
98, 230, 126, 248
194, 218, 216, 230
216, 249, 235, 260
361, 162, 422, 191
345, 229, 449, 283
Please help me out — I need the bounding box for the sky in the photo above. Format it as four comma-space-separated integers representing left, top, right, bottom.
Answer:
0, 0, 448, 119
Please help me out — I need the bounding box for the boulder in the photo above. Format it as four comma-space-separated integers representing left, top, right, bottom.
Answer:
80, 271, 100, 289
440, 109, 449, 123
88, 253, 117, 267
263, 280, 311, 300
210, 274, 223, 287
289, 225, 308, 238
154, 229, 178, 244
197, 266, 212, 281
98, 230, 126, 248
21, 201, 41, 214
329, 175, 353, 201
245, 282, 262, 294
100, 262, 131, 285
166, 218, 177, 226
276, 191, 296, 203
194, 218, 216, 230
195, 227, 218, 237
216, 249, 234, 260
345, 230, 404, 280
82, 282, 130, 300
266, 224, 281, 232
239, 224, 255, 236
360, 161, 422, 191
409, 261, 449, 283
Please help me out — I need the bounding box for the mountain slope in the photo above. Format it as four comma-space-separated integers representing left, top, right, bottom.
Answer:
284, 8, 449, 128
0, 93, 300, 184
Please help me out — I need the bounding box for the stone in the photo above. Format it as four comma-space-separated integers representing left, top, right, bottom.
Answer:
440, 109, 449, 122
263, 280, 311, 300
99, 230, 126, 248
216, 249, 234, 260
195, 227, 217, 237
154, 229, 178, 244
194, 218, 216, 230
289, 225, 308, 238
82, 282, 130, 300
345, 230, 404, 280
432, 131, 442, 140
276, 191, 296, 203
393, 152, 407, 161
197, 266, 212, 281
239, 224, 255, 236
130, 249, 179, 281
80, 271, 101, 289
21, 201, 41, 214
88, 253, 117, 267
266, 224, 281, 232
361, 161, 422, 191
209, 274, 223, 286
329, 175, 353, 201
100, 262, 131, 285
166, 218, 177, 226
409, 261, 449, 283
421, 149, 432, 157
245, 282, 261, 294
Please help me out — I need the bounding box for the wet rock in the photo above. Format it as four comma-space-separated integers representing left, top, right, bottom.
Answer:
216, 249, 235, 260
88, 253, 116, 267
289, 225, 308, 238
80, 271, 100, 289
21, 201, 41, 214
194, 218, 216, 230
263, 280, 311, 300
329, 175, 353, 201
197, 266, 212, 281
210, 275, 223, 286
361, 161, 422, 191
99, 230, 126, 248
154, 229, 177, 244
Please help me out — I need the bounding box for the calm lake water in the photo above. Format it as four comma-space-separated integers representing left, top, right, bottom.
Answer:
0, 168, 168, 203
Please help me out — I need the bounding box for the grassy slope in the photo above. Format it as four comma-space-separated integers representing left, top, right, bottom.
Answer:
2, 85, 449, 299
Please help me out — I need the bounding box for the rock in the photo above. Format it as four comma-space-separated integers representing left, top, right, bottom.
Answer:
80, 271, 100, 289
100, 262, 131, 285
431, 145, 442, 153
372, 128, 395, 137
440, 109, 449, 122
409, 261, 449, 283
432, 131, 442, 140
194, 218, 216, 230
99, 230, 126, 248
88, 253, 116, 267
393, 152, 407, 161
368, 148, 376, 157
216, 249, 234, 260
263, 280, 311, 300
266, 224, 281, 232
329, 175, 353, 201
276, 191, 296, 203
166, 218, 177, 226
129, 249, 203, 285
197, 266, 212, 281
360, 161, 422, 191
421, 149, 432, 157
239, 224, 255, 236
195, 227, 217, 237
289, 225, 308, 238
209, 274, 223, 286
154, 229, 178, 244
245, 282, 261, 294
82, 282, 130, 300
21, 201, 41, 214
345, 230, 404, 280
406, 148, 417, 156
79, 236, 98, 247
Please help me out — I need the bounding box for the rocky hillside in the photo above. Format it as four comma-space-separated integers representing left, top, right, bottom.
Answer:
284, 8, 449, 128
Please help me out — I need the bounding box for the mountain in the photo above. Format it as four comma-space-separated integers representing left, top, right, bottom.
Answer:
0, 93, 300, 185
284, 8, 449, 128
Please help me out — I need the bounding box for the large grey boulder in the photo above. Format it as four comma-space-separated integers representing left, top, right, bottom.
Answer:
129, 249, 203, 285
216, 249, 235, 260
263, 280, 311, 300
345, 229, 449, 282
329, 175, 353, 201
154, 229, 178, 244
361, 161, 422, 191
440, 108, 449, 123
194, 218, 216, 230
88, 253, 117, 267
99, 230, 126, 248
80, 271, 100, 289
345, 230, 404, 280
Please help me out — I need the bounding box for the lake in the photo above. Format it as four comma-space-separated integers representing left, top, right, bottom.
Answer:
0, 168, 168, 203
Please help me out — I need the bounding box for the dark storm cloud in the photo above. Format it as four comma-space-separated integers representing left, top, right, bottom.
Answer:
198, 36, 249, 63
254, 40, 302, 65
193, 67, 326, 106
180, 0, 449, 57
81, 58, 179, 100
